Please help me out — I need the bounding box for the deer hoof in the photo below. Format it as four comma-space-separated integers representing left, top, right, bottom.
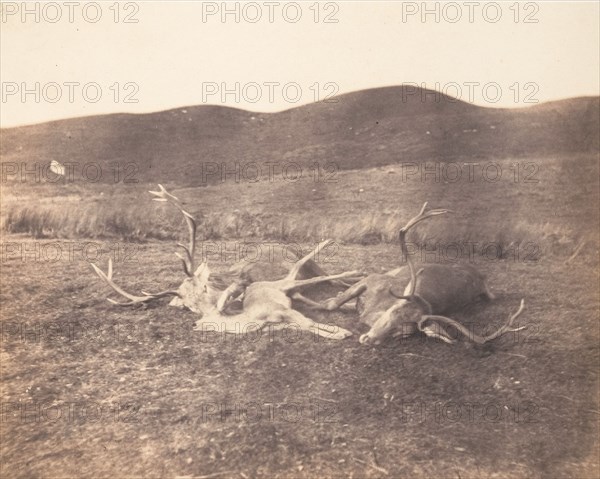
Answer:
359, 333, 381, 346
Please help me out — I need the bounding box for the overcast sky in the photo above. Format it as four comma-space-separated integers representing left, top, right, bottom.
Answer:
1, 1, 599, 127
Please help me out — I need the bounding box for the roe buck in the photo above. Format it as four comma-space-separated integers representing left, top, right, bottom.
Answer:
319, 203, 526, 346
91, 185, 362, 339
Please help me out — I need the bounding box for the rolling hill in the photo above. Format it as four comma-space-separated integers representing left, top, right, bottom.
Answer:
1, 86, 598, 185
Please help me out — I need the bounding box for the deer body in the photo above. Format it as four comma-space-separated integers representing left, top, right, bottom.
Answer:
323, 264, 493, 344
406, 263, 493, 314
208, 240, 362, 339
321, 203, 524, 346
91, 185, 362, 340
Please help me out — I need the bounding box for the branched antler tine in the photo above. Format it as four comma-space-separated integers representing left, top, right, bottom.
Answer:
90, 260, 180, 306
141, 289, 181, 297
182, 209, 197, 273
398, 203, 450, 296
486, 298, 526, 339
402, 208, 453, 231
175, 252, 192, 277
91, 259, 138, 302
148, 190, 167, 201
158, 183, 181, 202
149, 184, 181, 203
149, 184, 198, 277
421, 326, 456, 344
174, 210, 197, 276
107, 257, 113, 279
418, 299, 526, 345
398, 228, 417, 296
107, 290, 180, 306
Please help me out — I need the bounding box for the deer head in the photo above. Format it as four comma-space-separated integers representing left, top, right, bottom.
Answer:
359, 203, 525, 346
90, 184, 220, 316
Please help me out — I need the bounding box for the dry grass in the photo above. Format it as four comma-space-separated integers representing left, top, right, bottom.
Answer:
1, 154, 598, 479
1, 198, 592, 261
1, 240, 598, 479
1, 155, 597, 266
1, 202, 175, 241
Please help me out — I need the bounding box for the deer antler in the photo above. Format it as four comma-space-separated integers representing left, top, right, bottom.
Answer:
149, 184, 197, 277
91, 259, 180, 306
91, 184, 198, 306
417, 299, 526, 344
398, 202, 451, 296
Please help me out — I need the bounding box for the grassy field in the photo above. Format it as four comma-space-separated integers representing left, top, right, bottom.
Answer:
1, 153, 599, 478
2, 156, 598, 254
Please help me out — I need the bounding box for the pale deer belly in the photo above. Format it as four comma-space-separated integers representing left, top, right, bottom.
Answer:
243, 285, 291, 311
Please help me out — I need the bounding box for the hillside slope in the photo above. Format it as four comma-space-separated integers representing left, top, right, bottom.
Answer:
1, 86, 598, 185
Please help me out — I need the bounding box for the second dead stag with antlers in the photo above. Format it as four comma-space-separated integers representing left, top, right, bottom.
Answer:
317, 203, 526, 346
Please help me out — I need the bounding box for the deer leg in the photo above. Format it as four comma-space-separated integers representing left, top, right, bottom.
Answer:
291, 292, 329, 310
291, 292, 357, 312
285, 248, 361, 288
283, 271, 362, 294
193, 311, 268, 335
320, 282, 367, 311
285, 309, 352, 340
385, 267, 407, 277
285, 240, 333, 281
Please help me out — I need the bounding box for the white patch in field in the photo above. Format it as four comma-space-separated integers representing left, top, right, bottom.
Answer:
352, 188, 365, 198
49, 160, 65, 176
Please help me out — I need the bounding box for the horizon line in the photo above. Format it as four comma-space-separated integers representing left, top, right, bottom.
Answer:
2, 85, 598, 130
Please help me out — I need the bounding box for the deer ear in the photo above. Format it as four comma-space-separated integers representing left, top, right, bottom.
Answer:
194, 262, 211, 281
227, 262, 245, 275
389, 287, 411, 300
388, 290, 433, 315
